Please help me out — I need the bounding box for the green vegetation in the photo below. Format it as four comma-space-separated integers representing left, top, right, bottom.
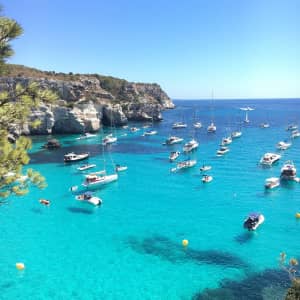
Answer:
279, 253, 300, 300
0, 7, 57, 201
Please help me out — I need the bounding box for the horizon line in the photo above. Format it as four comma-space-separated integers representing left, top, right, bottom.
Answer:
172, 97, 300, 101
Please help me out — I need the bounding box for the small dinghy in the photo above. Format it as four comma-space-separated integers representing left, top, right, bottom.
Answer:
169, 151, 180, 162
77, 164, 96, 171
200, 165, 212, 172
76, 191, 102, 206
243, 213, 264, 231
264, 177, 280, 189
115, 165, 128, 172
202, 175, 213, 183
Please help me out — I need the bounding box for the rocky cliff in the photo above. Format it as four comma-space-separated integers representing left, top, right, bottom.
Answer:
1, 64, 174, 134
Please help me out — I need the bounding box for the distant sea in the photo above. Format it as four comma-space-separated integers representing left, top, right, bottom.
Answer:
1, 99, 300, 300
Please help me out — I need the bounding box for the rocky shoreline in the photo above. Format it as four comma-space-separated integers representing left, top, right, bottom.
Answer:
1, 65, 174, 135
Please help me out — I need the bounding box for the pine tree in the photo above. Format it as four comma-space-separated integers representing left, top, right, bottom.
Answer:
0, 6, 57, 202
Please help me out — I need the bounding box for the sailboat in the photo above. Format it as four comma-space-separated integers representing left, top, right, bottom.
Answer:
102, 110, 118, 145
207, 91, 216, 133
83, 115, 118, 189
143, 113, 157, 136
193, 110, 202, 128
240, 107, 254, 123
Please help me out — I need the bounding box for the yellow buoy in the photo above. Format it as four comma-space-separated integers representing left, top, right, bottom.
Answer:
182, 239, 189, 247
295, 213, 300, 219
16, 262, 25, 270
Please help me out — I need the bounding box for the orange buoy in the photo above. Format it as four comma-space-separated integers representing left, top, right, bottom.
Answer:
16, 262, 25, 270
295, 213, 300, 219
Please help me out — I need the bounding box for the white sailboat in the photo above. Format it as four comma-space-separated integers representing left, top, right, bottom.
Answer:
83, 114, 118, 189
207, 91, 216, 133
240, 107, 254, 123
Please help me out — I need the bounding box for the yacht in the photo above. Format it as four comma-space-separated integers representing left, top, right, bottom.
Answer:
172, 159, 197, 172
260, 123, 270, 128
217, 146, 229, 156
277, 141, 291, 150
77, 164, 96, 171
183, 139, 199, 152
264, 177, 280, 189
207, 122, 216, 133
130, 127, 140, 132
202, 175, 213, 183
291, 130, 300, 139
243, 213, 264, 231
164, 136, 184, 145
193, 122, 202, 129
287, 124, 298, 131
64, 152, 89, 163
143, 130, 157, 136
82, 171, 118, 188
169, 151, 180, 162
200, 165, 212, 172
76, 133, 96, 140
221, 136, 232, 145
102, 134, 117, 145
260, 153, 281, 166
231, 131, 242, 139
115, 165, 128, 172
280, 161, 297, 180
75, 191, 102, 206
172, 122, 187, 129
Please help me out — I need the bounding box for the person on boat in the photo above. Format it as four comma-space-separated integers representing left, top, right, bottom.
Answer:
39, 199, 50, 206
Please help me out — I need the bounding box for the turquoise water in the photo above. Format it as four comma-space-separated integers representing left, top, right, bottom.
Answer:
1, 99, 300, 299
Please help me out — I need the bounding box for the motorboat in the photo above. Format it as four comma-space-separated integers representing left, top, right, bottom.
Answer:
280, 161, 297, 180
231, 131, 242, 139
130, 127, 140, 132
243, 213, 264, 231
169, 151, 180, 162
115, 165, 128, 172
193, 122, 202, 129
200, 165, 212, 172
142, 124, 151, 129
77, 164, 96, 171
202, 175, 213, 183
171, 159, 197, 172
217, 146, 229, 156
64, 152, 89, 163
260, 123, 270, 128
291, 130, 300, 139
102, 134, 117, 145
172, 122, 187, 129
122, 125, 129, 129
277, 141, 291, 150
76, 132, 96, 140
264, 177, 280, 189
221, 136, 232, 145
260, 153, 281, 166
207, 122, 216, 133
287, 124, 298, 131
75, 191, 102, 206
183, 139, 199, 152
82, 172, 118, 188
143, 130, 157, 136
164, 136, 184, 145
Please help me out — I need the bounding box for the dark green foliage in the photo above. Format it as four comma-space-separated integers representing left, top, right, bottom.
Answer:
0, 7, 57, 201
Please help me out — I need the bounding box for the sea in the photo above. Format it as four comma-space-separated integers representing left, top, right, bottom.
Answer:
1, 99, 300, 300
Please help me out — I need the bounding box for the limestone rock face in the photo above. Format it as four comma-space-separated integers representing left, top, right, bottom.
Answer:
1, 66, 174, 134
102, 104, 128, 126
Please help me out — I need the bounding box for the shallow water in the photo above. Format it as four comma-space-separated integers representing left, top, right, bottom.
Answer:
1, 99, 300, 299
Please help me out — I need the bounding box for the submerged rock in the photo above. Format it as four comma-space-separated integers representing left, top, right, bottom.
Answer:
43, 139, 61, 149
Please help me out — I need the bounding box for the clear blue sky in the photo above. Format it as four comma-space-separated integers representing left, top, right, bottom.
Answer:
2, 0, 300, 99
